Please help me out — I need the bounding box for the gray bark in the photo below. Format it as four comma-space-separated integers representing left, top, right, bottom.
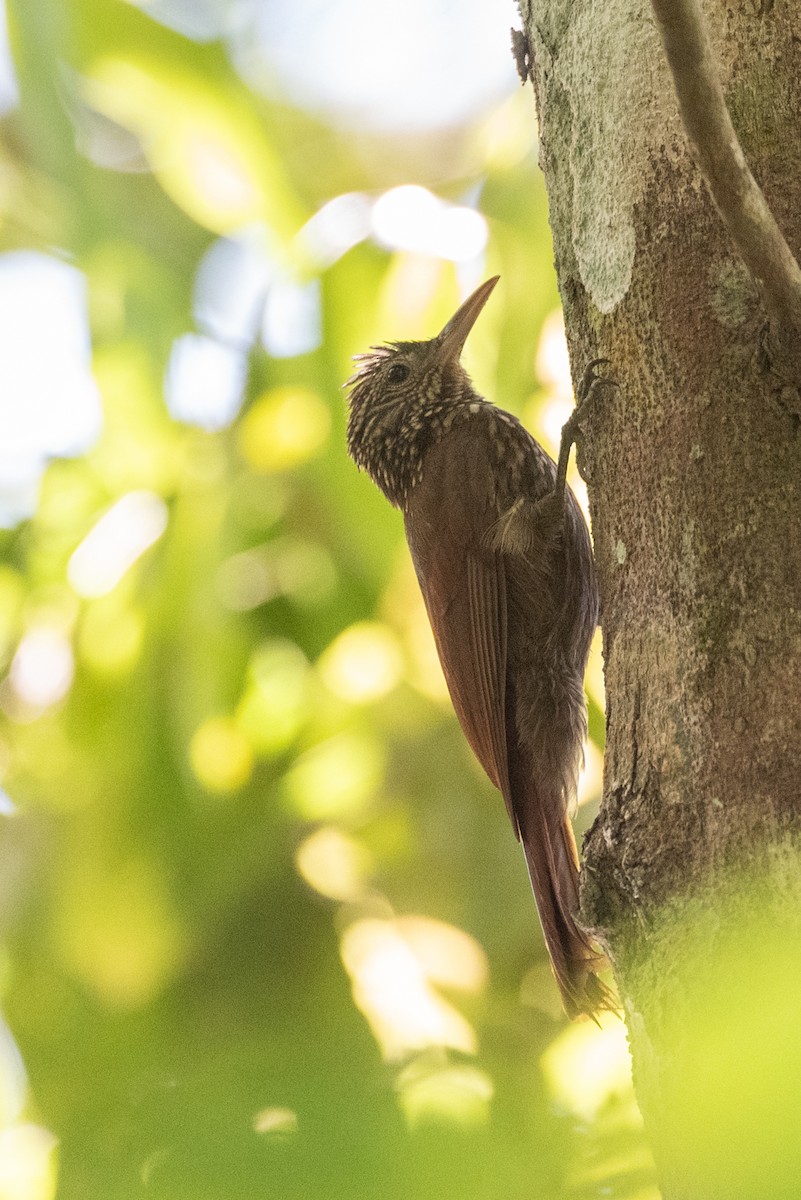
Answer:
518, 1, 801, 1195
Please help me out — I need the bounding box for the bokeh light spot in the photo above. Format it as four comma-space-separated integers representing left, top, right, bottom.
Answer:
577, 739, 604, 809
372, 186, 488, 263
396, 1060, 493, 1129
298, 193, 372, 268
58, 859, 185, 1008
236, 639, 310, 757
476, 90, 537, 170
86, 59, 301, 237
270, 539, 336, 607
184, 127, 260, 225
585, 627, 606, 712
0, 1021, 26, 1128
217, 539, 336, 611
284, 733, 383, 821
318, 622, 403, 704
190, 716, 254, 793
0, 1123, 58, 1200
395, 916, 489, 993
527, 308, 592, 519
252, 1107, 298, 1136
166, 334, 247, 431
194, 228, 273, 347
230, 0, 519, 132
0, 0, 17, 116
238, 387, 330, 473
340, 918, 477, 1060
9, 628, 74, 711
0, 253, 102, 526
68, 491, 168, 598
295, 826, 373, 901
541, 1012, 637, 1122
535, 308, 572, 400
261, 278, 322, 358
216, 549, 275, 612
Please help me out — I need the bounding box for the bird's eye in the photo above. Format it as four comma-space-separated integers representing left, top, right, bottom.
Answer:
386, 362, 410, 385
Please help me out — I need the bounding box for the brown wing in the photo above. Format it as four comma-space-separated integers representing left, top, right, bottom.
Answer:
404, 423, 612, 1018
403, 425, 516, 828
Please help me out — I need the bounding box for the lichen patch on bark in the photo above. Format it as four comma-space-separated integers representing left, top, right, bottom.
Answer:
529, 0, 680, 314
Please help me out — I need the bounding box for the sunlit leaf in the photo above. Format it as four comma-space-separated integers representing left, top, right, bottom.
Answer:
84, 56, 304, 237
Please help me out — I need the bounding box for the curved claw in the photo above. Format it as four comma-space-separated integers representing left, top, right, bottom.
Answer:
551, 358, 618, 507
571, 360, 618, 435
577, 358, 618, 407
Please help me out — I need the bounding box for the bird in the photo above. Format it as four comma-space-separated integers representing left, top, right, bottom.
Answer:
346, 276, 612, 1018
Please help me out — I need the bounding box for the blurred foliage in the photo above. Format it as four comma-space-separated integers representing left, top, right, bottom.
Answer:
0, 1, 656, 1198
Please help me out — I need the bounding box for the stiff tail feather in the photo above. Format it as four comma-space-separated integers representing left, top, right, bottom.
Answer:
519, 786, 614, 1020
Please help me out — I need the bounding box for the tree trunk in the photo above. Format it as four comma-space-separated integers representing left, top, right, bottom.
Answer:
518, 1, 801, 1194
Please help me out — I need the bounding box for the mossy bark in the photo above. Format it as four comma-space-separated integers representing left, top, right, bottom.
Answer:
519, 1, 801, 1194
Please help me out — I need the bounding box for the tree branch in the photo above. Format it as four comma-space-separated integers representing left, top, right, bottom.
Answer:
651, 0, 801, 370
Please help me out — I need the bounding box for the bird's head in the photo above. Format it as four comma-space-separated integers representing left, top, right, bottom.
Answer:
346, 276, 499, 505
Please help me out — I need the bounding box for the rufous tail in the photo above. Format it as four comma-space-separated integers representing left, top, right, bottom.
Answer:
519, 784, 613, 1020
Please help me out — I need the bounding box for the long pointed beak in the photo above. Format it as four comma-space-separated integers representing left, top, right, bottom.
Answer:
435, 276, 500, 364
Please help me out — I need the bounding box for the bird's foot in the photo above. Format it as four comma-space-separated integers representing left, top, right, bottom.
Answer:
551, 358, 618, 505
571, 358, 618, 432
